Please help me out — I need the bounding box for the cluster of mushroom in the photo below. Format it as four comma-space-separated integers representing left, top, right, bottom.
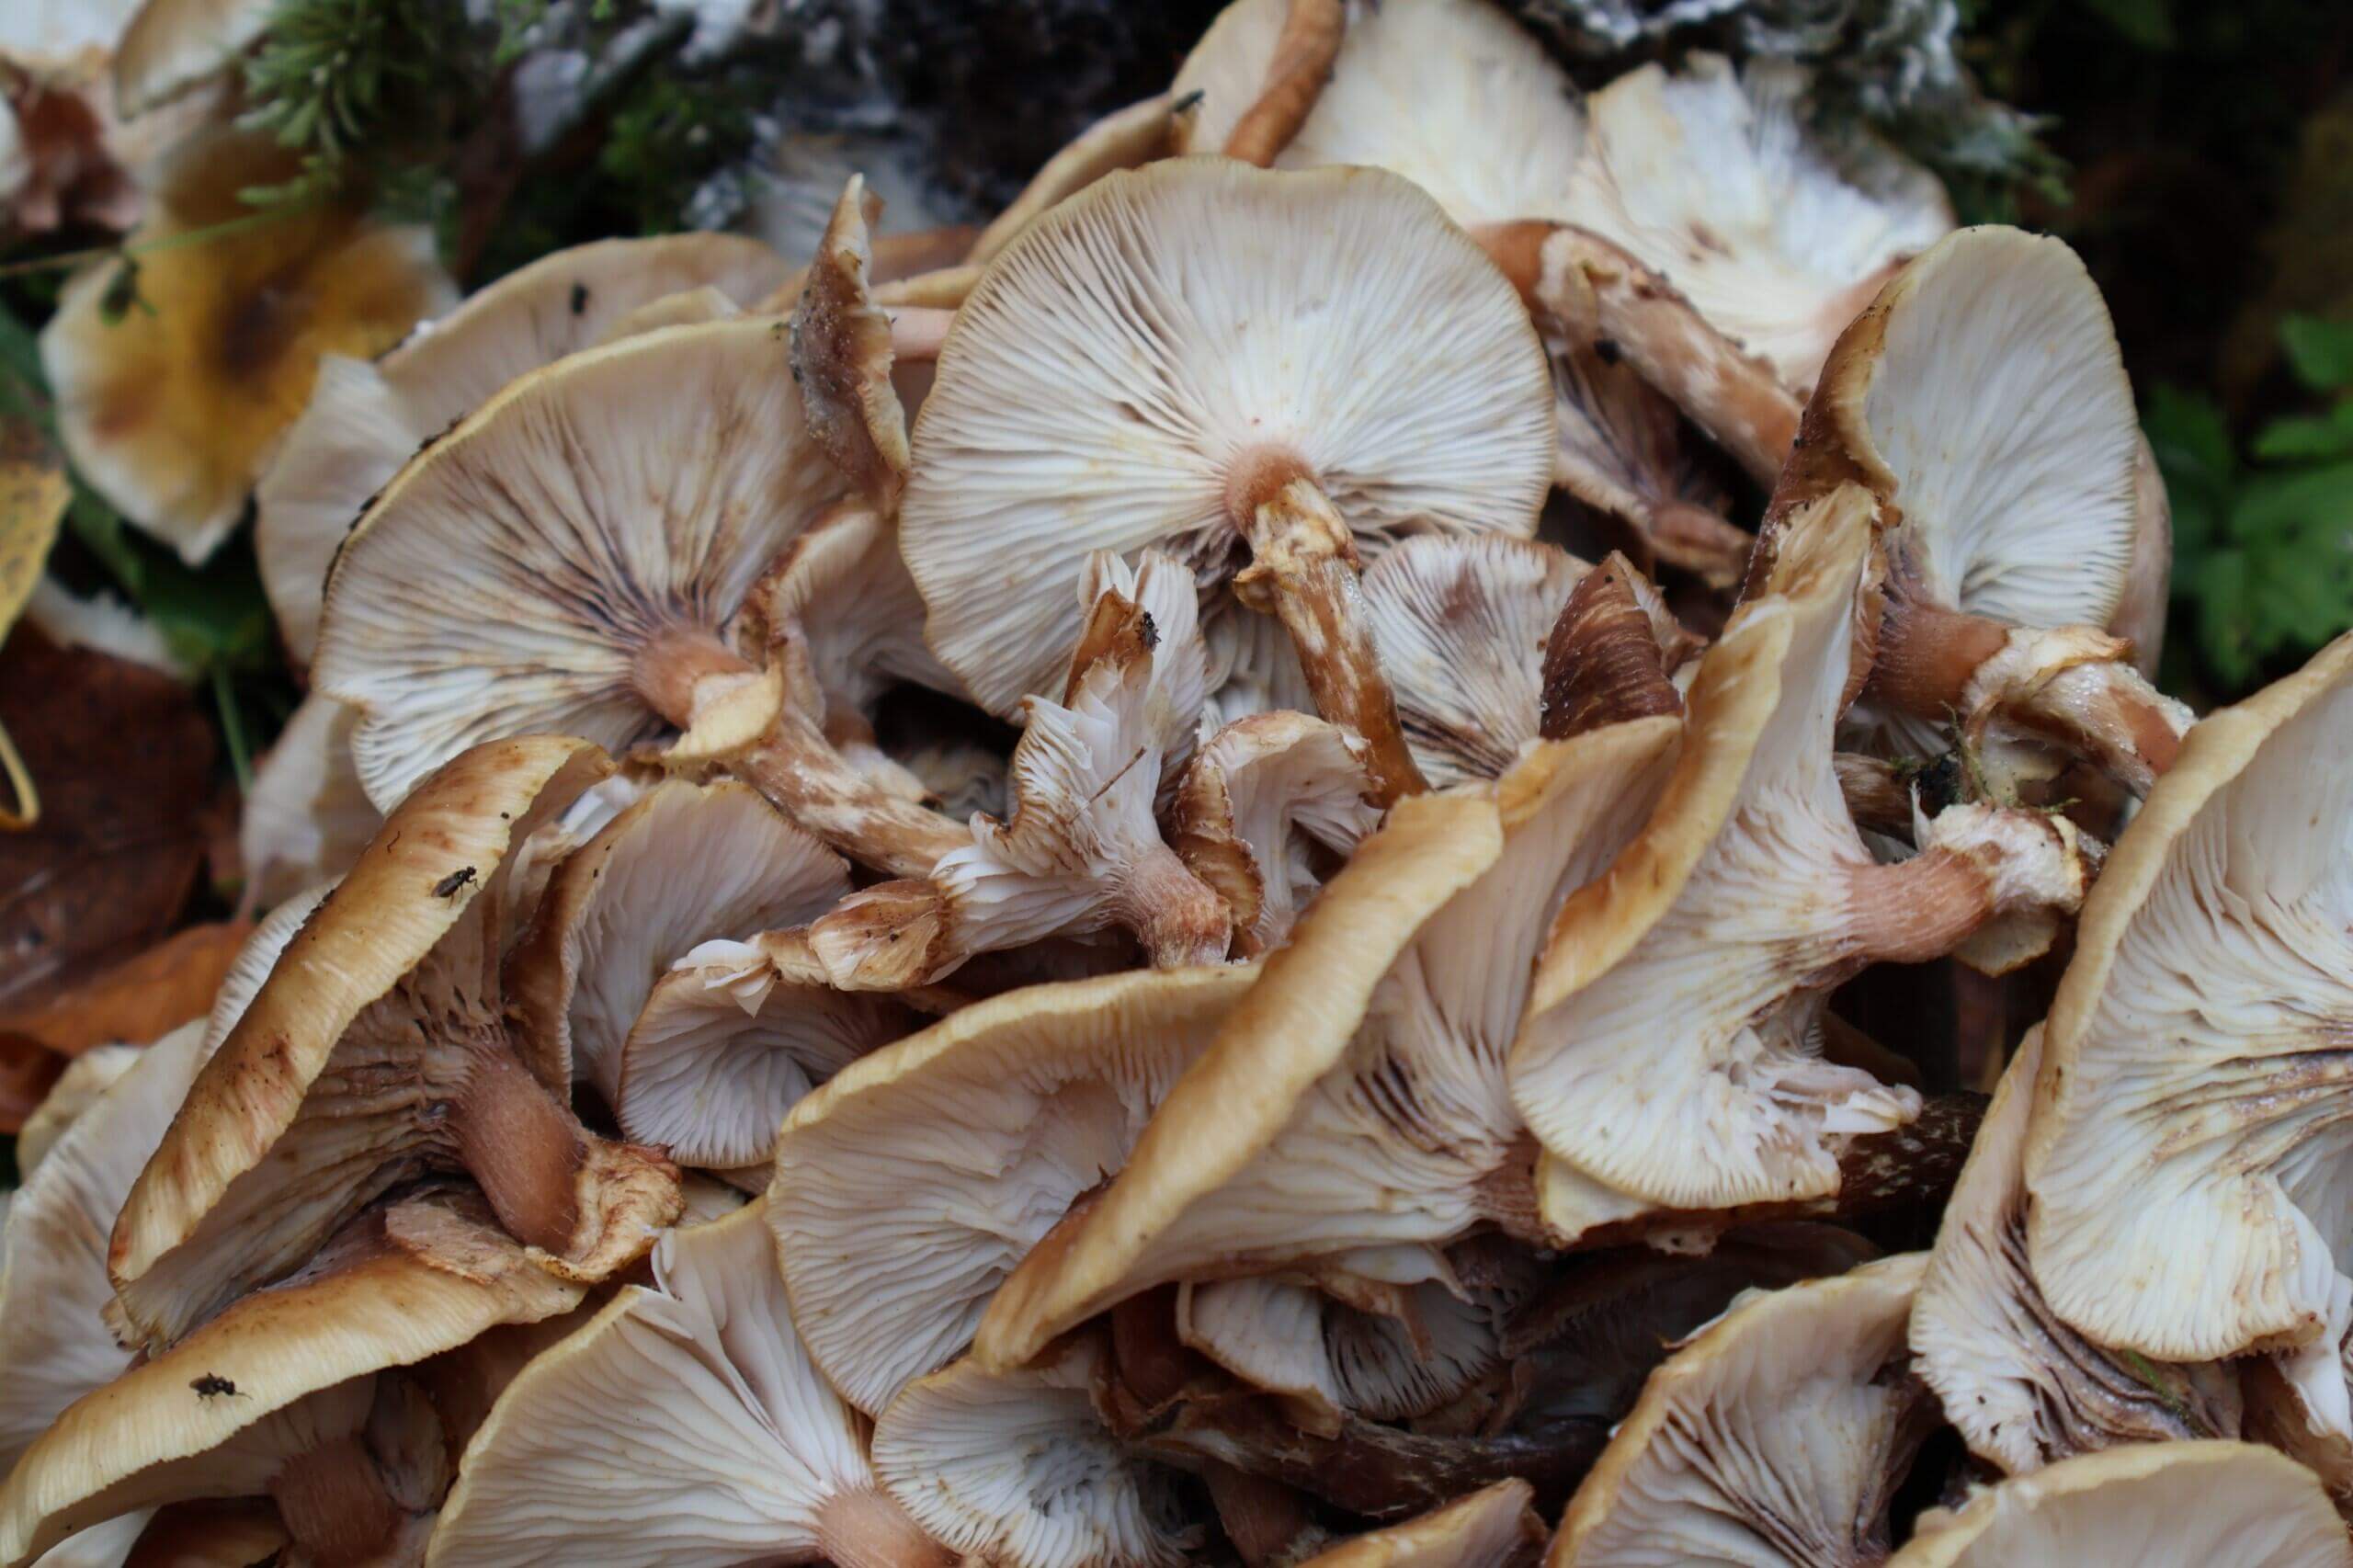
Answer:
8, 0, 2349, 1562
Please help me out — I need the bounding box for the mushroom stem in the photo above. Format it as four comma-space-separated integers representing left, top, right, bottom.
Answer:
1121, 842, 1237, 967
1647, 499, 1756, 586
1540, 552, 1685, 740
449, 1043, 585, 1256
1841, 802, 2092, 967
1222, 0, 1347, 166
1233, 477, 1429, 805
270, 1437, 404, 1567
813, 1485, 956, 1568
885, 305, 956, 363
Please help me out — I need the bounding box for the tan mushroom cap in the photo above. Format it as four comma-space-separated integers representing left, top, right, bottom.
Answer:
428, 1199, 946, 1568
1299, 1481, 1544, 1568
771, 960, 1258, 1415
1, 1187, 585, 1567
109, 735, 679, 1349
979, 726, 1677, 1369
236, 692, 378, 909
1550, 1253, 1932, 1567
258, 233, 787, 663
1889, 1442, 2353, 1568
2022, 631, 2353, 1379
1175, 0, 1586, 229
13, 1043, 138, 1181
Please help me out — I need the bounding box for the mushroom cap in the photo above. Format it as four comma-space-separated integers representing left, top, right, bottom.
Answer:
235, 693, 378, 910
112, 0, 270, 112
426, 1200, 887, 1568
969, 94, 1177, 267
107, 735, 636, 1347
1177, 1274, 1501, 1430
1565, 55, 1950, 396
507, 778, 851, 1103
1175, 0, 1586, 228
313, 317, 845, 810
256, 233, 787, 663
1510, 485, 1923, 1231
0, 1187, 583, 1567
38, 130, 453, 565
14, 1042, 138, 1181
1550, 1253, 1931, 1567
981, 726, 1677, 1368
871, 1341, 1193, 1568
1910, 1025, 2241, 1475
1888, 1442, 2353, 1568
2022, 630, 2353, 1367
900, 157, 1555, 718
1361, 535, 1589, 787
1297, 1480, 1544, 1568
769, 962, 1259, 1415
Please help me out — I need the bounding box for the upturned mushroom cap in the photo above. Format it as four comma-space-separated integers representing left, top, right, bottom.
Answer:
257, 233, 787, 663
900, 156, 1555, 719
39, 129, 453, 565
1888, 1442, 2353, 1568
2021, 631, 2353, 1380
979, 725, 1679, 1369
1511, 485, 2094, 1244
1564, 55, 1950, 399
13, 1042, 137, 1181
108, 735, 680, 1349
871, 1340, 1194, 1568
969, 94, 1181, 266
769, 961, 1257, 1415
1910, 1025, 2241, 1474
1175, 0, 1586, 225
1361, 535, 1589, 786
1549, 1253, 1933, 1566
1298, 1480, 1544, 1568
427, 1199, 945, 1568
0, 1186, 585, 1567
235, 692, 378, 910
507, 778, 852, 1104
313, 317, 845, 811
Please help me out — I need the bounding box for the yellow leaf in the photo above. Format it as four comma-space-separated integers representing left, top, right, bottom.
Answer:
0, 416, 70, 830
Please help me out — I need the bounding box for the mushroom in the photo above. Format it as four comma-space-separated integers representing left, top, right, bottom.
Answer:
769, 962, 1259, 1416
236, 694, 378, 911
1508, 484, 2097, 1249
12, 1041, 137, 1180
107, 735, 682, 1350
1170, 710, 1380, 958
39, 127, 455, 564
1297, 1480, 1544, 1568
1910, 1024, 2240, 1474
506, 777, 854, 1106
426, 1199, 950, 1568
2019, 630, 2353, 1435
1774, 225, 2190, 795
968, 94, 1185, 266
1533, 551, 1698, 744
809, 550, 1229, 985
256, 233, 789, 663
1549, 1254, 1935, 1565
1545, 344, 1750, 589
110, 0, 270, 113
0, 1184, 585, 1566
898, 157, 1557, 804
977, 722, 1681, 1369
1888, 1442, 2353, 1568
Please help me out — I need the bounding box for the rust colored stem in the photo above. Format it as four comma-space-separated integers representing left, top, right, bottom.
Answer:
1123, 842, 1235, 967
1869, 596, 2010, 719
450, 1043, 584, 1256
886, 305, 954, 362
270, 1437, 402, 1567
1540, 553, 1685, 740
1841, 846, 1995, 966
813, 1485, 956, 1568
1222, 0, 1347, 166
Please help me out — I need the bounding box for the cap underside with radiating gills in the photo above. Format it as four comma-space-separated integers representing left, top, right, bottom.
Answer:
1510, 485, 2097, 1249
811, 550, 1230, 986
900, 156, 1555, 803
1910, 1023, 2241, 1476
257, 233, 787, 665
1170, 708, 1380, 958
1784, 224, 2189, 794
108, 735, 683, 1351
1360, 535, 1590, 787
2019, 631, 2353, 1427
769, 961, 1257, 1416
872, 1336, 1197, 1568
310, 316, 842, 814
506, 777, 852, 1107
427, 1199, 948, 1568
1549, 1252, 1932, 1567
0, 1181, 586, 1568
39, 125, 454, 568
1297, 1480, 1543, 1568
1174, 0, 1586, 225
1889, 1441, 2353, 1568
976, 722, 1680, 1369
238, 691, 379, 908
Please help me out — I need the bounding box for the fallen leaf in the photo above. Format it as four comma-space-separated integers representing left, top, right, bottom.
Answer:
0, 1035, 64, 1134
0, 919, 250, 1058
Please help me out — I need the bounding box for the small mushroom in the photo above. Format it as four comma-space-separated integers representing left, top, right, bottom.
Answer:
900, 158, 1556, 804
108, 736, 681, 1350
426, 1199, 951, 1568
